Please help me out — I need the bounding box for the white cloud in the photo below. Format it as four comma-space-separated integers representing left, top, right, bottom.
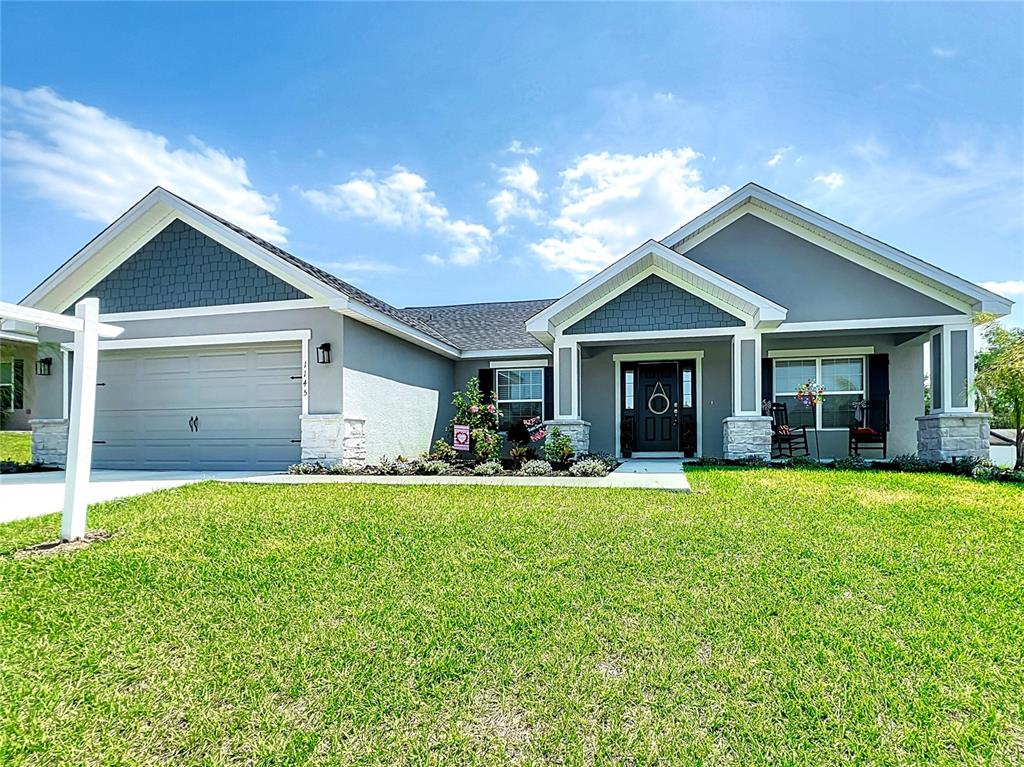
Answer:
298, 166, 492, 266
980, 280, 1024, 297
767, 146, 793, 167
529, 149, 731, 277
813, 171, 846, 190
931, 46, 958, 59
489, 160, 544, 227
1, 86, 287, 243
505, 139, 541, 156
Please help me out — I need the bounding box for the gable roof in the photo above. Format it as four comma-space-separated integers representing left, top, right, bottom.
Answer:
526, 239, 789, 339
660, 182, 1012, 316
403, 298, 557, 351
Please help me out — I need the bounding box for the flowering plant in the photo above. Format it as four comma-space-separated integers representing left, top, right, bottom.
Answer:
795, 380, 826, 408
450, 377, 503, 461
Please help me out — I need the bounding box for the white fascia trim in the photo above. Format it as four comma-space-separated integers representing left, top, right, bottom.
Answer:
63, 328, 311, 352
341, 302, 460, 359
99, 298, 334, 322
612, 351, 705, 362
766, 315, 968, 333
561, 326, 740, 344
488, 358, 548, 368
768, 346, 874, 359
526, 239, 786, 334
662, 184, 1011, 315
461, 348, 552, 360
0, 331, 39, 344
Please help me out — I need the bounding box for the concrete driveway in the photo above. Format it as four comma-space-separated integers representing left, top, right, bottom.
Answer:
0, 469, 264, 524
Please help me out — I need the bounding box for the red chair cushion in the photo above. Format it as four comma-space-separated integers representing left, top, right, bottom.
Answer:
852, 427, 881, 437
776, 425, 791, 436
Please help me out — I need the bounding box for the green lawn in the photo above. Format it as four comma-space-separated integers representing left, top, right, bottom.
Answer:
0, 431, 31, 463
1, 471, 1022, 766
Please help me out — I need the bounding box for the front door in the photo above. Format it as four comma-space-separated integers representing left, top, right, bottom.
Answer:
637, 362, 679, 452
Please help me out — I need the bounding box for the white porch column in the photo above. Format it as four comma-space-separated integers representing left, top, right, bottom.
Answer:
547, 337, 589, 453
919, 321, 989, 462
62, 298, 100, 541
724, 329, 771, 459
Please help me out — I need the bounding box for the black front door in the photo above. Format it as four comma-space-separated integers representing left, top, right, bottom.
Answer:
637, 363, 678, 452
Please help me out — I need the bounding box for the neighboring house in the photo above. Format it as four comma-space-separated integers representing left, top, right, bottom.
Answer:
0, 320, 38, 431
990, 429, 1019, 468
20, 184, 1012, 470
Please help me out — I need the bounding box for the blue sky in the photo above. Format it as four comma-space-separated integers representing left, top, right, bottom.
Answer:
2, 2, 1022, 324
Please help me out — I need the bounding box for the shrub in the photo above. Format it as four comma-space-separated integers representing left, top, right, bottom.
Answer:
949, 455, 990, 477
472, 461, 502, 476
427, 439, 457, 463
832, 455, 870, 471
368, 456, 399, 475
786, 455, 822, 469
543, 427, 575, 466
288, 462, 327, 475
509, 444, 533, 466
887, 453, 940, 473
450, 377, 503, 462
569, 458, 610, 477
520, 459, 552, 476
417, 459, 449, 475
737, 455, 770, 468
396, 459, 420, 475
576, 453, 618, 472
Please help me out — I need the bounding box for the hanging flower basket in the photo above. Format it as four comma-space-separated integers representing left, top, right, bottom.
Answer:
795, 380, 826, 457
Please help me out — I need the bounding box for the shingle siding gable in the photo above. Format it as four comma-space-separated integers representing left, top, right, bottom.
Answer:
73, 219, 307, 313
564, 275, 743, 335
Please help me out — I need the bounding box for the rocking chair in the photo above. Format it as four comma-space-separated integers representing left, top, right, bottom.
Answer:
768, 402, 810, 458
848, 400, 888, 458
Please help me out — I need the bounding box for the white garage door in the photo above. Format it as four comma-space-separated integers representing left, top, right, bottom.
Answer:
92, 342, 302, 470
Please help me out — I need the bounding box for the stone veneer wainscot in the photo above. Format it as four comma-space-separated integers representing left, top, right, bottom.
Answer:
722, 416, 772, 460
300, 414, 367, 467
916, 413, 990, 463
29, 418, 69, 466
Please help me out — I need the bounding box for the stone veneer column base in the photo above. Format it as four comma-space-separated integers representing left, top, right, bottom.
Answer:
544, 419, 591, 455
916, 413, 990, 462
722, 416, 772, 460
300, 415, 368, 468
29, 418, 69, 466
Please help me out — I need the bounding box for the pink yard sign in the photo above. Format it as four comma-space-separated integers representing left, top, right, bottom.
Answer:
453, 424, 471, 452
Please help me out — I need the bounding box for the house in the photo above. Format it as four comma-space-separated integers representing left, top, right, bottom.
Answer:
21, 184, 1012, 470
0, 320, 38, 431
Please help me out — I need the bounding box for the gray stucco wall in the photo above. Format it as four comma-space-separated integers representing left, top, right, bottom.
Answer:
72, 219, 307, 313
565, 275, 743, 334
676, 214, 964, 321
33, 306, 344, 419
343, 318, 455, 462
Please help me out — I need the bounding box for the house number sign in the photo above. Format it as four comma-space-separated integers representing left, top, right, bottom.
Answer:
453, 424, 471, 451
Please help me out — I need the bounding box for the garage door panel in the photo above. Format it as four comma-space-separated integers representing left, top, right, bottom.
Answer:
92, 342, 303, 470
193, 407, 299, 439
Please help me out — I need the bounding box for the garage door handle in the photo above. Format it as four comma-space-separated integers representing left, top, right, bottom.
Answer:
289, 375, 302, 380
93, 440, 106, 445
188, 416, 197, 432
290, 439, 301, 443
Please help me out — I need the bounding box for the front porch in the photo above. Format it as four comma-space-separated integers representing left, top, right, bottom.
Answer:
542, 324, 989, 463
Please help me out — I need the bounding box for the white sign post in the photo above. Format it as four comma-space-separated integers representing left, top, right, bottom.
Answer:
0, 298, 122, 541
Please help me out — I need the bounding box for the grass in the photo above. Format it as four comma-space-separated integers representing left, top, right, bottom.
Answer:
0, 431, 31, 463
1, 470, 1022, 766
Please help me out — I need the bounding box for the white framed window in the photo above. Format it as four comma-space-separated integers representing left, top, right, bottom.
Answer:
1, 359, 24, 412
773, 356, 865, 430
496, 368, 544, 431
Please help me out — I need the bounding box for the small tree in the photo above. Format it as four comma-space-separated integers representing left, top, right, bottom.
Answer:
974, 316, 1024, 470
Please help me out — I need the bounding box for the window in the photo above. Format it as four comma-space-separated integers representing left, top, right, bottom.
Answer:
1, 359, 24, 412
496, 368, 543, 431
773, 356, 865, 429
624, 369, 635, 410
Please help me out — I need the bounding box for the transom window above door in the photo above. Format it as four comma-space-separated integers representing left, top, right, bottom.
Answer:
496, 368, 544, 431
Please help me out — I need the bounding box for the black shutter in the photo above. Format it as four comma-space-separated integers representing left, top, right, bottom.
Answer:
761, 358, 774, 413
479, 368, 495, 404
543, 366, 554, 421
868, 353, 890, 431
13, 359, 24, 410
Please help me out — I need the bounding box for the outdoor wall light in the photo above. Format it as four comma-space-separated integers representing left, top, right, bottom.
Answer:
35, 357, 53, 376
316, 343, 332, 364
